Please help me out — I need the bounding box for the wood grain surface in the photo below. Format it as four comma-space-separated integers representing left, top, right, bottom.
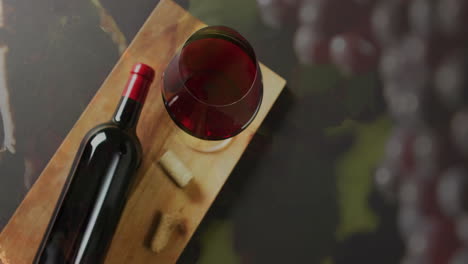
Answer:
0, 0, 286, 263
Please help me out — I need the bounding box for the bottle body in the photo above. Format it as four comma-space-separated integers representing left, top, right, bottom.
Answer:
34, 124, 141, 264
34, 63, 154, 264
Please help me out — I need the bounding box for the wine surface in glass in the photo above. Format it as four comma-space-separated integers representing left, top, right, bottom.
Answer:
163, 37, 263, 140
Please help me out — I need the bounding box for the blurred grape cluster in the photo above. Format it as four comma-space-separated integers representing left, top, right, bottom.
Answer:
371, 0, 468, 263
256, 0, 379, 75
257, 0, 468, 263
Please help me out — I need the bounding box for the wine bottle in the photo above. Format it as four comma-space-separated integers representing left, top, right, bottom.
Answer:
34, 63, 155, 264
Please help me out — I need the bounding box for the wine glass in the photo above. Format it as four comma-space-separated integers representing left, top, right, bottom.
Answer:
162, 26, 263, 152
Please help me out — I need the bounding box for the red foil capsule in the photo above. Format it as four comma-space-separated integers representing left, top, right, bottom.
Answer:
122, 63, 155, 103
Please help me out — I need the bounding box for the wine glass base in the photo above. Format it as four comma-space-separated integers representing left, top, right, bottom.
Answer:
176, 131, 233, 153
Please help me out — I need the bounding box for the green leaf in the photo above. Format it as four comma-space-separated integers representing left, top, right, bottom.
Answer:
188, 0, 259, 33
292, 64, 342, 96
343, 72, 379, 118
334, 116, 391, 241
199, 220, 240, 264
321, 256, 335, 264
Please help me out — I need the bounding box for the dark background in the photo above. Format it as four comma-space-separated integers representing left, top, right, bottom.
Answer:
0, 0, 403, 263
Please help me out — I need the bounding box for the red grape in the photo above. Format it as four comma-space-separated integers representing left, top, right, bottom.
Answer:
438, 0, 468, 39
409, 0, 437, 37
298, 0, 358, 36
399, 204, 425, 240
434, 54, 467, 109
375, 162, 401, 201
293, 25, 330, 64
406, 218, 460, 264
412, 130, 439, 178
450, 248, 468, 264
256, 0, 302, 28
437, 167, 468, 217
372, 0, 410, 46
451, 110, 468, 155
329, 32, 378, 75
455, 216, 468, 243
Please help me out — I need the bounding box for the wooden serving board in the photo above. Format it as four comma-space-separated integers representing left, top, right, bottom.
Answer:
0, 0, 286, 263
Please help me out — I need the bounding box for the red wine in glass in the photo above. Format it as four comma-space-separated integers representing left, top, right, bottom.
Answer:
162, 26, 263, 140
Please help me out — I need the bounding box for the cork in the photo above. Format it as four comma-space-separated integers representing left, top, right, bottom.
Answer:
158, 150, 193, 187
150, 213, 185, 253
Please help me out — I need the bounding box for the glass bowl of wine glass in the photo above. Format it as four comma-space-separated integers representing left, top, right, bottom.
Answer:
162, 26, 263, 150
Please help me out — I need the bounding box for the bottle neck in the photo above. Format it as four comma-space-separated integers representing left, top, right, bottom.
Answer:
113, 96, 143, 130
112, 70, 153, 130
